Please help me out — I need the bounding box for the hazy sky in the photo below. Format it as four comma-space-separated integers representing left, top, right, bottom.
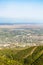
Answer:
0, 0, 43, 23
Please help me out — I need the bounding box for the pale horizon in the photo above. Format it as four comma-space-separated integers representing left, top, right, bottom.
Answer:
0, 0, 43, 23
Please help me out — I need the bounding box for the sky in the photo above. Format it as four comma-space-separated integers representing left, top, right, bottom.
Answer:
0, 0, 43, 23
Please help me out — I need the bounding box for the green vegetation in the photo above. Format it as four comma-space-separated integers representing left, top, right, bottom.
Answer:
23, 46, 43, 65
0, 46, 43, 65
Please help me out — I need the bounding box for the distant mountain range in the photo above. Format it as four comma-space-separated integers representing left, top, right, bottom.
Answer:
0, 22, 43, 25
0, 23, 14, 25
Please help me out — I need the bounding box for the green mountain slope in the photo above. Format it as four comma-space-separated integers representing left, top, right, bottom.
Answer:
23, 46, 43, 65
0, 46, 43, 65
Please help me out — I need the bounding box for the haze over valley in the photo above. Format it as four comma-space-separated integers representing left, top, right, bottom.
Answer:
0, 24, 43, 49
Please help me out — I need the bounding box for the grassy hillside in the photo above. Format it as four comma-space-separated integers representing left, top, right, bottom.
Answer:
0, 46, 43, 65
23, 46, 43, 65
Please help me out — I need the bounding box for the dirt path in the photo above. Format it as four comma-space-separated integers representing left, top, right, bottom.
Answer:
31, 50, 43, 65
24, 47, 37, 58
30, 47, 37, 55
